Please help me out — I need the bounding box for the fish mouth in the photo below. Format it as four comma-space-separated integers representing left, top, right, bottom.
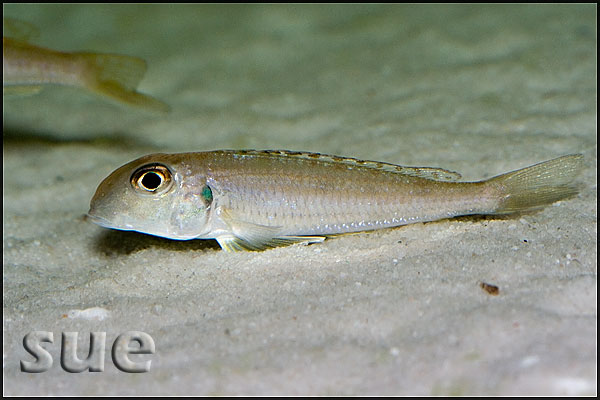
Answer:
85, 213, 114, 228
86, 213, 140, 232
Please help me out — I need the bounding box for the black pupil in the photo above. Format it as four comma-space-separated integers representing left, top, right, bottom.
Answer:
141, 172, 162, 190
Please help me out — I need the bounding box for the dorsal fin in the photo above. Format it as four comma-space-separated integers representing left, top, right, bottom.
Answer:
227, 150, 462, 182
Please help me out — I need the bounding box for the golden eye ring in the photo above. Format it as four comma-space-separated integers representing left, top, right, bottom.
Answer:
130, 164, 173, 194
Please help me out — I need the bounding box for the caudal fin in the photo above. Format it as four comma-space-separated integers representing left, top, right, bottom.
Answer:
78, 53, 171, 113
488, 154, 584, 214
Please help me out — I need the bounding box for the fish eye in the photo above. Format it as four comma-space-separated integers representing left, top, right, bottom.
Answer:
131, 164, 173, 194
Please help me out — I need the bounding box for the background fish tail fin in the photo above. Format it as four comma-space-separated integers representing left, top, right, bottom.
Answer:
489, 154, 584, 214
78, 52, 170, 113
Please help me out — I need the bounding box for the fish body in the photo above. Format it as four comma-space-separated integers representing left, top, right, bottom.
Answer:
88, 150, 583, 251
3, 18, 169, 112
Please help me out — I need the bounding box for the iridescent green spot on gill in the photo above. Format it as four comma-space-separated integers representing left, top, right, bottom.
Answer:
202, 185, 213, 203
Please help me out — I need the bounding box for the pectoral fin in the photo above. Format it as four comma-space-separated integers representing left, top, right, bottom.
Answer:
215, 208, 325, 251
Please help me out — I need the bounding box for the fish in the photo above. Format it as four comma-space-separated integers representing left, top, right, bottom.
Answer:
87, 150, 584, 252
2, 17, 170, 112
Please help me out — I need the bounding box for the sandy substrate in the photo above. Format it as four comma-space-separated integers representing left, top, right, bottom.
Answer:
3, 4, 597, 395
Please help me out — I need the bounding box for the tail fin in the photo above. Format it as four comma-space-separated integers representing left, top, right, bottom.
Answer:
488, 154, 584, 214
78, 53, 171, 113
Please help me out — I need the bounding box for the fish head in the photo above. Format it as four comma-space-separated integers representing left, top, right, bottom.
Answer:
88, 153, 213, 240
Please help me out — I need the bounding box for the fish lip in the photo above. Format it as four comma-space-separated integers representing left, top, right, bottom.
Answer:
86, 213, 138, 231
85, 213, 113, 228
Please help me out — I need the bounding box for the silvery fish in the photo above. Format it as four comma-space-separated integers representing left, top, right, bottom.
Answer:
3, 18, 169, 113
87, 150, 583, 252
